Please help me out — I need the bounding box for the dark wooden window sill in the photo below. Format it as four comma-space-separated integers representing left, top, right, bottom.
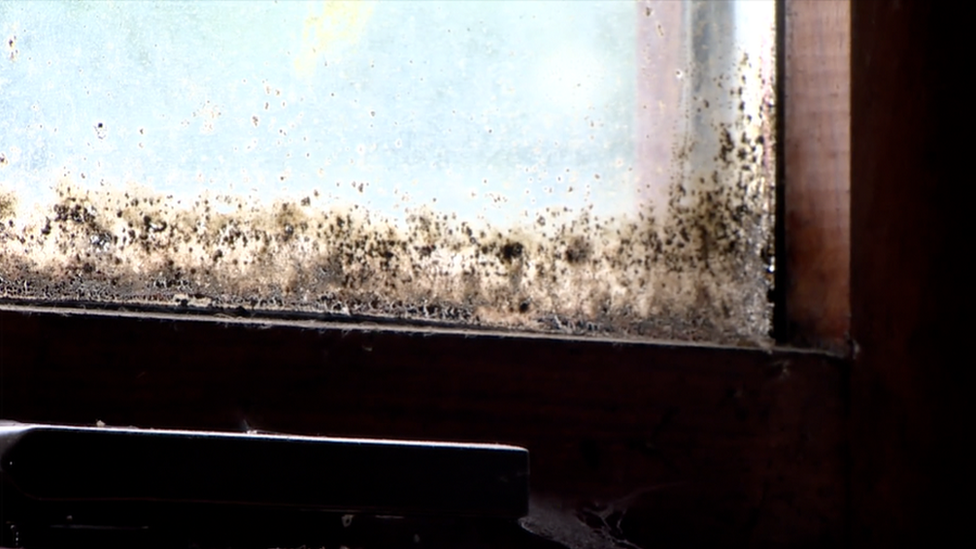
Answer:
1, 305, 847, 547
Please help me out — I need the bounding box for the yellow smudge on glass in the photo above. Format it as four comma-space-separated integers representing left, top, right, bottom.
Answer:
295, 0, 375, 76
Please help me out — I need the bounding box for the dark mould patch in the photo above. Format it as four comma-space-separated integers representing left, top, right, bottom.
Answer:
564, 236, 592, 264
0, 158, 772, 346
500, 241, 523, 263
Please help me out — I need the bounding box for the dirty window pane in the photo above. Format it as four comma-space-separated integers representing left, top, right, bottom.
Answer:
0, 1, 775, 344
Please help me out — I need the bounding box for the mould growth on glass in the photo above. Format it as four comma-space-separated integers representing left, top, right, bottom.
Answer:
1, 1, 775, 345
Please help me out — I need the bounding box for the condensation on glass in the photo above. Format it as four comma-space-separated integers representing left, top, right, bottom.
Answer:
0, 1, 775, 344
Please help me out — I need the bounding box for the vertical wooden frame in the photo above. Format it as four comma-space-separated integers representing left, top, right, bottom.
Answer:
780, 0, 851, 352
850, 1, 969, 545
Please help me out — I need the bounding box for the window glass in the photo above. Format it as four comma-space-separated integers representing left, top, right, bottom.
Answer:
0, 1, 775, 344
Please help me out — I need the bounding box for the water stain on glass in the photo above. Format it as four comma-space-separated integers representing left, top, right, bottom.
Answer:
0, 1, 775, 345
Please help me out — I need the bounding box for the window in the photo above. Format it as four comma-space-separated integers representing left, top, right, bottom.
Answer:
1, 1, 853, 547
2, 0, 775, 345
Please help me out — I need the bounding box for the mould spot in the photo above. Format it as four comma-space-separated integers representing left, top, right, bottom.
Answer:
0, 192, 14, 220
500, 241, 523, 263
564, 237, 591, 264
6, 34, 18, 62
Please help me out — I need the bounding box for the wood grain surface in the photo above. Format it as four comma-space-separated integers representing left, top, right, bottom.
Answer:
782, 0, 851, 351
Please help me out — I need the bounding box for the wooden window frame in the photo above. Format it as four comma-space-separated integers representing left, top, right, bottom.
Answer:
3, 1, 962, 546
